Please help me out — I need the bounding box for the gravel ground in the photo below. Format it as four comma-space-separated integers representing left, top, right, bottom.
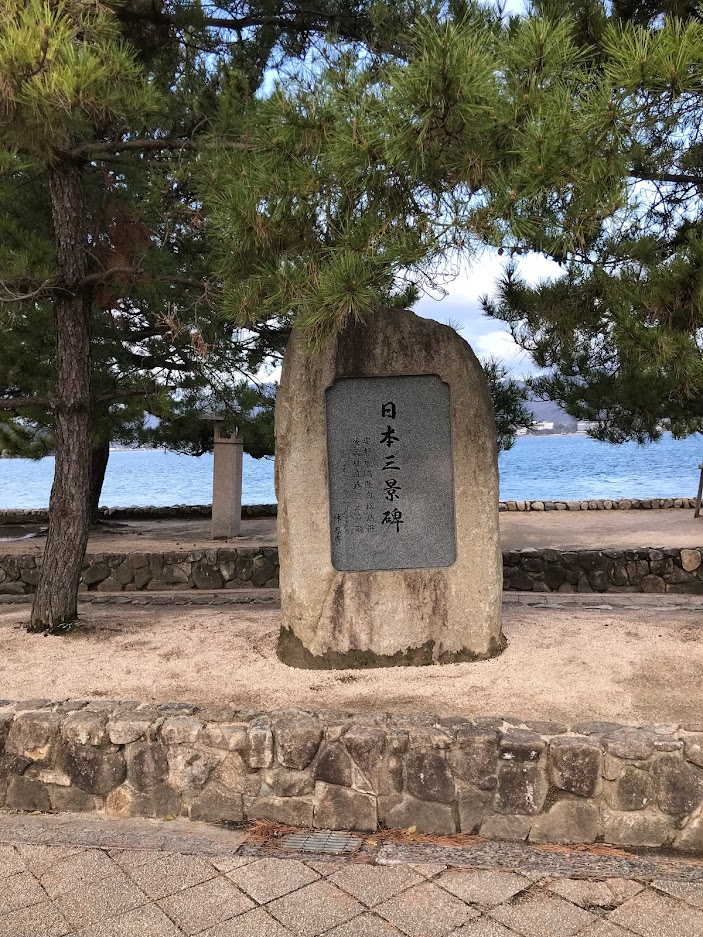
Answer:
1, 602, 702, 725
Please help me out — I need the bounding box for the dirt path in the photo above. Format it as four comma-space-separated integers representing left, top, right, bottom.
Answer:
3, 508, 703, 557
2, 602, 702, 725
0, 517, 277, 557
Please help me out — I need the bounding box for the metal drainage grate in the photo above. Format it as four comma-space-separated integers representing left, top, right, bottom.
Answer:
280, 830, 363, 855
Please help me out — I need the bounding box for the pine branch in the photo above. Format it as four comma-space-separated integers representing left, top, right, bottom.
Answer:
122, 356, 193, 370
634, 171, 703, 188
80, 267, 139, 287
115, 6, 358, 35
124, 325, 172, 340
70, 138, 251, 160
0, 278, 56, 302
78, 262, 217, 292
96, 386, 177, 403
0, 396, 53, 410
170, 276, 218, 290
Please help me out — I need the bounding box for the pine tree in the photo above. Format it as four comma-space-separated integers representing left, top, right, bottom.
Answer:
482, 0, 703, 442
1, 0, 415, 633
1, 0, 157, 631
205, 2, 703, 446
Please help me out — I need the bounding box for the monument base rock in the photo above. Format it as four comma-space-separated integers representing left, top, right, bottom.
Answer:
275, 308, 504, 668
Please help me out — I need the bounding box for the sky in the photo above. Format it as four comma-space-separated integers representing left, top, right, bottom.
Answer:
414, 251, 562, 379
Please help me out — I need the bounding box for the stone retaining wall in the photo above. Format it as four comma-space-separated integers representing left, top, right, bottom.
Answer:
0, 504, 278, 523
503, 546, 703, 595
0, 549, 280, 596
0, 496, 697, 525
2, 701, 703, 851
3, 546, 703, 595
499, 496, 695, 512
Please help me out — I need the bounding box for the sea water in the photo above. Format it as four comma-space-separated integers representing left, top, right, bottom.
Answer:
0, 433, 700, 509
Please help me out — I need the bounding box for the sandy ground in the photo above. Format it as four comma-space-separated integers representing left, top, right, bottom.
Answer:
503, 509, 703, 550
2, 510, 702, 557
2, 603, 703, 725
0, 517, 278, 557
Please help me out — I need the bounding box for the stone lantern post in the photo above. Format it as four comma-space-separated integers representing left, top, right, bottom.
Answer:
204, 415, 244, 540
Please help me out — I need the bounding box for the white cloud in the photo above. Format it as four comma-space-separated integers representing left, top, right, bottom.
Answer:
474, 329, 531, 375
415, 249, 563, 373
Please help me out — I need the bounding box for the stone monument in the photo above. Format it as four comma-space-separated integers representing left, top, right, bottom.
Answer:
275, 308, 504, 668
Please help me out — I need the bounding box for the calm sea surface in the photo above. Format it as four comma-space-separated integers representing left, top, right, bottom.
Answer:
0, 433, 700, 509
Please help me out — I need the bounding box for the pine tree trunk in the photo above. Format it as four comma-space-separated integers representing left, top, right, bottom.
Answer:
29, 162, 92, 634
89, 436, 110, 526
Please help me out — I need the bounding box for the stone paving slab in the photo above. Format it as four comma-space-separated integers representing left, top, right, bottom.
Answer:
3, 814, 703, 935
0, 813, 250, 855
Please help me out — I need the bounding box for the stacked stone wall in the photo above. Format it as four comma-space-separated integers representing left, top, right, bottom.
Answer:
2, 701, 703, 851
0, 504, 278, 523
499, 497, 695, 512
3, 546, 703, 595
0, 549, 280, 596
503, 546, 703, 594
0, 496, 697, 525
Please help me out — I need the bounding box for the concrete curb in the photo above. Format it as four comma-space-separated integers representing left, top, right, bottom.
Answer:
2, 589, 702, 609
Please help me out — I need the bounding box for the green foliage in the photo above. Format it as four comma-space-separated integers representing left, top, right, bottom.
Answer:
0, 0, 157, 159
485, 240, 703, 442
147, 383, 276, 458
482, 357, 534, 451
481, 1, 703, 442
204, 5, 662, 340
1, 0, 362, 489
205, 52, 447, 344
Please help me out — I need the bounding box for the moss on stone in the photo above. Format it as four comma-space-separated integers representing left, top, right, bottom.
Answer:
277, 627, 507, 670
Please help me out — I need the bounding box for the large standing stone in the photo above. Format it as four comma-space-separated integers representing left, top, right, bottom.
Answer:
275, 310, 504, 667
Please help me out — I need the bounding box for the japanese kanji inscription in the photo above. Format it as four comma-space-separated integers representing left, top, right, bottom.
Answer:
325, 375, 457, 571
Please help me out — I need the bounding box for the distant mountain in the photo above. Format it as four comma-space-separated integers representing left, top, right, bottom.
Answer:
141, 382, 575, 430
527, 396, 575, 425
515, 382, 576, 426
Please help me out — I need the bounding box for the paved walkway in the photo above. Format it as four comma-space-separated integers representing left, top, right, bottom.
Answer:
3, 814, 703, 937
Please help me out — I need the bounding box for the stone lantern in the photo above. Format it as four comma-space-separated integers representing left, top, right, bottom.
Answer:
203, 414, 244, 540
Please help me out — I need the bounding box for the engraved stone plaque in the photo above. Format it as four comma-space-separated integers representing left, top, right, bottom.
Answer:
326, 375, 456, 571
